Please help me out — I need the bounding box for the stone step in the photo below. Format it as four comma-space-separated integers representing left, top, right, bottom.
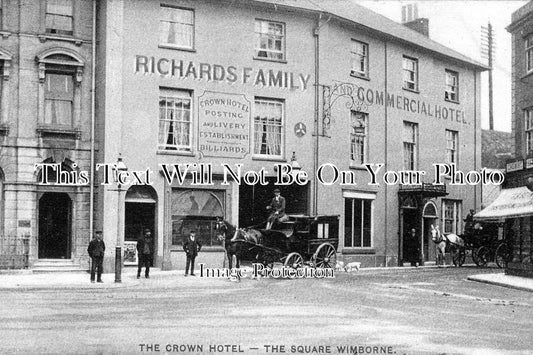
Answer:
32, 267, 88, 273
33, 260, 87, 273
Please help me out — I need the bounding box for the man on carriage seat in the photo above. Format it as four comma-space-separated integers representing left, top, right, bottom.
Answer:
463, 209, 475, 236
266, 188, 288, 230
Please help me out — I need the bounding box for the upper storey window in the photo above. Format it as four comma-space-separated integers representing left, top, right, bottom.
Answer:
160, 6, 194, 50
402, 56, 418, 91
255, 20, 285, 61
46, 0, 73, 36
350, 40, 368, 78
526, 34, 533, 73
445, 70, 459, 102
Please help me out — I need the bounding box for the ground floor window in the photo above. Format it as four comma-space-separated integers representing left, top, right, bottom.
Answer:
344, 196, 373, 248
171, 189, 224, 247
442, 199, 461, 234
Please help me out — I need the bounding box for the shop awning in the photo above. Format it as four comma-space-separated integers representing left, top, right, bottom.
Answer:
475, 186, 533, 220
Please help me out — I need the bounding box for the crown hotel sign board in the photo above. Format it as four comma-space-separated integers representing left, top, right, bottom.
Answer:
198, 91, 251, 159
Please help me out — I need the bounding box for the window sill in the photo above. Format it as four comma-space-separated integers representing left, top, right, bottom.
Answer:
0, 31, 11, 39
342, 248, 375, 254
445, 98, 460, 105
36, 126, 81, 139
402, 87, 420, 94
156, 150, 195, 156
38, 34, 84, 46
349, 163, 368, 171
521, 70, 533, 81
251, 156, 287, 163
350, 73, 370, 81
253, 57, 288, 64
158, 44, 196, 53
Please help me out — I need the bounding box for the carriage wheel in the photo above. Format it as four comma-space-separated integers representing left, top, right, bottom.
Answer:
313, 243, 337, 269
452, 247, 466, 267
495, 243, 511, 269
284, 252, 303, 269
474, 246, 489, 267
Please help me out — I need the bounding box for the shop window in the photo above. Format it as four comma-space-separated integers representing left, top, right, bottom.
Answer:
525, 108, 533, 154
350, 40, 368, 78
402, 56, 418, 91
45, 0, 73, 36
160, 6, 194, 50
253, 98, 283, 158
445, 70, 459, 102
158, 89, 192, 152
442, 200, 461, 235
255, 19, 285, 61
403, 121, 418, 170
445, 130, 458, 165
526, 34, 533, 73
171, 190, 224, 247
350, 111, 368, 165
344, 197, 372, 248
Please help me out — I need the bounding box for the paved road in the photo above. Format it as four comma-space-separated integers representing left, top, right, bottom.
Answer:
0, 266, 532, 355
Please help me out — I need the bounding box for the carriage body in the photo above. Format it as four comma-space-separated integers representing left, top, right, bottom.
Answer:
454, 220, 509, 267
252, 214, 340, 268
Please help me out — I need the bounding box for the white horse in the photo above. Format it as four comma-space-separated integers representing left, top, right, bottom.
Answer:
430, 225, 464, 266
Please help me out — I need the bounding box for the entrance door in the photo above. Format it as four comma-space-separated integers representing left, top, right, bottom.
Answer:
402, 208, 418, 263
423, 217, 437, 262
38, 192, 71, 259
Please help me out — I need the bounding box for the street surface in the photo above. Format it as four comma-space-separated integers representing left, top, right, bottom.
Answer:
0, 266, 532, 355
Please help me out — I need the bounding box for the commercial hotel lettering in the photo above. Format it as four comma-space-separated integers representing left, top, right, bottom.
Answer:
135, 55, 312, 91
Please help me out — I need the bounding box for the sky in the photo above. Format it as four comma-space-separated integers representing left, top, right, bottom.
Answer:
357, 0, 528, 133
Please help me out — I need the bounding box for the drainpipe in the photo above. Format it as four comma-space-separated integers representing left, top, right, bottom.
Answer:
384, 41, 389, 267
312, 15, 320, 216
89, 0, 96, 240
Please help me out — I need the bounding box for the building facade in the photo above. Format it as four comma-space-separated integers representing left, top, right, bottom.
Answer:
503, 1, 533, 277
0, 0, 486, 271
0, 0, 94, 270
95, 0, 485, 271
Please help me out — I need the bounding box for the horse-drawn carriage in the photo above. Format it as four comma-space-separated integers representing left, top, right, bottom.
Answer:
216, 215, 339, 269
432, 220, 512, 268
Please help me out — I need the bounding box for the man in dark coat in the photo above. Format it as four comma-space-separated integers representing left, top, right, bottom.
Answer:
87, 231, 105, 283
266, 188, 287, 229
407, 228, 421, 267
183, 230, 202, 276
137, 228, 153, 279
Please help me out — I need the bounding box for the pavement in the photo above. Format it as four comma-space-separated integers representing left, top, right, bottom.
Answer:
1, 264, 533, 292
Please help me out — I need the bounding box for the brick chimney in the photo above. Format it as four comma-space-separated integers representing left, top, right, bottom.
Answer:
403, 18, 430, 37
401, 4, 430, 37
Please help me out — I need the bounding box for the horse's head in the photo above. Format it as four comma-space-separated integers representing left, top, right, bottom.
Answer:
430, 225, 442, 243
215, 219, 233, 242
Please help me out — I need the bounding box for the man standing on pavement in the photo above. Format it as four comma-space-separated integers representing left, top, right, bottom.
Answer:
183, 230, 201, 276
136, 228, 154, 279
87, 231, 105, 283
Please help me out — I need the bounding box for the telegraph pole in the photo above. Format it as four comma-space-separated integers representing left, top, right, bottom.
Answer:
481, 23, 495, 130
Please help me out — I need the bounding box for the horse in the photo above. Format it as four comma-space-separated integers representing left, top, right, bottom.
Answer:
430, 224, 464, 266
214, 219, 246, 269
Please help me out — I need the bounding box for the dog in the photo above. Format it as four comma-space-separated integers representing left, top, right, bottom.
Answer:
335, 260, 345, 271
344, 262, 361, 272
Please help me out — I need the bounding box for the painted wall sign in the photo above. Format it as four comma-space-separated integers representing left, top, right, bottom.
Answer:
323, 81, 470, 127
506, 159, 524, 173
135, 55, 311, 91
198, 91, 251, 158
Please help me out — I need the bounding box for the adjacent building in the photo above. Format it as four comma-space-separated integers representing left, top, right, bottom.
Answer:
496, 0, 533, 277
0, 0, 94, 270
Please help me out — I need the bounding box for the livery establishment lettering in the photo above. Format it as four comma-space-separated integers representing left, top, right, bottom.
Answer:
197, 91, 251, 159
329, 82, 469, 125
135, 55, 311, 91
